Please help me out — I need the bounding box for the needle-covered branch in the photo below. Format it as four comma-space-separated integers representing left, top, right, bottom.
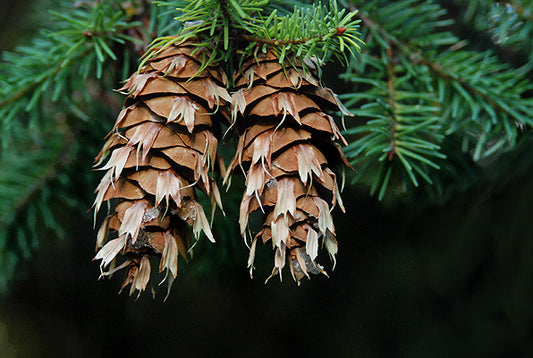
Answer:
342, 0, 533, 198
0, 1, 146, 144
145, 0, 362, 75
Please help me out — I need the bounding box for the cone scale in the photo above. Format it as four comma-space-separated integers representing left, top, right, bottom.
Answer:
226, 49, 352, 283
93, 42, 229, 297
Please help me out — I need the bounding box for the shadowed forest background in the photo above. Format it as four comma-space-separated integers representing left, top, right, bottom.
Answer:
1, 1, 533, 357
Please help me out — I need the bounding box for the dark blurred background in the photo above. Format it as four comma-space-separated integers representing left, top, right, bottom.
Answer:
2, 2, 533, 358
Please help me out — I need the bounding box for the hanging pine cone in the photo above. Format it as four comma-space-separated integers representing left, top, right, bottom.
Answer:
225, 49, 352, 283
93, 41, 230, 297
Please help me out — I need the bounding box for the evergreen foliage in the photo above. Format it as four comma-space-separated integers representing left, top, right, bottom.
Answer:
455, 0, 533, 69
342, 0, 533, 198
0, 0, 532, 293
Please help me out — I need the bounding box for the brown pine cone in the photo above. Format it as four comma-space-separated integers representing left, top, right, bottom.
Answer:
93, 41, 229, 297
226, 49, 352, 283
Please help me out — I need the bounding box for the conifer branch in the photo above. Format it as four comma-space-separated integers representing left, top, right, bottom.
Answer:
0, 48, 93, 110
448, 0, 533, 72
0, 1, 145, 142
242, 27, 348, 46
342, 0, 533, 198
9, 131, 74, 222
148, 0, 362, 70
359, 9, 531, 129
0, 124, 74, 292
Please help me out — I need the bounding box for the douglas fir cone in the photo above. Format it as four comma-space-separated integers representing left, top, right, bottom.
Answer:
93, 41, 229, 297
226, 49, 352, 283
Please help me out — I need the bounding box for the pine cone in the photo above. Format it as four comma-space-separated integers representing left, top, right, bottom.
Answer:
226, 50, 352, 283
93, 41, 230, 297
